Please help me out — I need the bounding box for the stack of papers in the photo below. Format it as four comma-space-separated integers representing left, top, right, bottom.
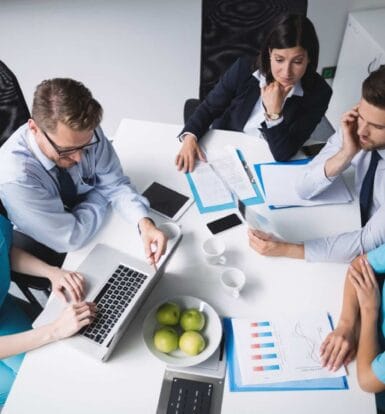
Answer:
254, 160, 352, 209
224, 312, 348, 391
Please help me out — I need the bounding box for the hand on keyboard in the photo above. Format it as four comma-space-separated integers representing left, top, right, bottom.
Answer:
48, 268, 86, 303
52, 302, 96, 340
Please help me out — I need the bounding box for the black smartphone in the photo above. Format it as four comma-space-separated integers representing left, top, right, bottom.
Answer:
206, 213, 242, 234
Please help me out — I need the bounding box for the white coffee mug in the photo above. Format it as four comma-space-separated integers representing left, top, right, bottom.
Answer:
220, 268, 246, 298
202, 237, 226, 265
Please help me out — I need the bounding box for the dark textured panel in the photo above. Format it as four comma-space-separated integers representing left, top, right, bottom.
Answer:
199, 0, 307, 99
0, 61, 30, 146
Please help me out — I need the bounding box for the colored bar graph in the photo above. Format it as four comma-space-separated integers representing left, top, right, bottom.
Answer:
251, 332, 272, 338
251, 342, 275, 349
253, 365, 280, 372
250, 321, 270, 327
251, 353, 277, 360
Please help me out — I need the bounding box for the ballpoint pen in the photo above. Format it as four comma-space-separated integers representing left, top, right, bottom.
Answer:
152, 257, 158, 272
149, 249, 158, 272
240, 158, 256, 184
235, 148, 256, 184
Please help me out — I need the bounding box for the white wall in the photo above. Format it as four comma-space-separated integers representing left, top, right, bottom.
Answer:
308, 0, 385, 76
1, 0, 385, 136
0, 0, 201, 136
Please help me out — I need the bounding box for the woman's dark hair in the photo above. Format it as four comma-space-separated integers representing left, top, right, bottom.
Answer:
257, 14, 319, 89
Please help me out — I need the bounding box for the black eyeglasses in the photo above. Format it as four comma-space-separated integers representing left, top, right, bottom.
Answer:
42, 129, 100, 156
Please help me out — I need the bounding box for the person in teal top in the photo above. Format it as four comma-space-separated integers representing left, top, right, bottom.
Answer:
319, 244, 385, 410
0, 208, 96, 406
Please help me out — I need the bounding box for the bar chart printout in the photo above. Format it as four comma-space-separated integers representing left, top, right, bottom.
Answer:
231, 313, 346, 386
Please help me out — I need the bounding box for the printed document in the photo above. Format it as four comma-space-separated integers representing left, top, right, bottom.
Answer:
187, 146, 263, 212
189, 161, 232, 207
231, 312, 346, 386
209, 146, 257, 200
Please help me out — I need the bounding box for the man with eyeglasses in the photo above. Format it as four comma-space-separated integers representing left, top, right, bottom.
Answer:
0, 78, 167, 264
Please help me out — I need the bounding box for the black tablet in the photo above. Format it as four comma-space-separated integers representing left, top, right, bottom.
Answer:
142, 182, 193, 220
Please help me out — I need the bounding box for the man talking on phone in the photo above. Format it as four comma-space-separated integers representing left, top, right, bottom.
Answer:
249, 65, 385, 263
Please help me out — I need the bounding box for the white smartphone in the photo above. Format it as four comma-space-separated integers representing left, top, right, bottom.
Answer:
237, 199, 282, 240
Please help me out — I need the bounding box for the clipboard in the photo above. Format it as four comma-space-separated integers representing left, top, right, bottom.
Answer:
186, 149, 264, 214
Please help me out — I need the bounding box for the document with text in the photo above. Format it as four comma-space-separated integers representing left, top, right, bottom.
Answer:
186, 146, 264, 213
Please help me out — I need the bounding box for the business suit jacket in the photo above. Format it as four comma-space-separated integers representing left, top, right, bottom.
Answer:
181, 56, 332, 161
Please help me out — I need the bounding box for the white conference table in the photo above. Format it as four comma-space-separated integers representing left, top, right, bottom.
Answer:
4, 119, 375, 414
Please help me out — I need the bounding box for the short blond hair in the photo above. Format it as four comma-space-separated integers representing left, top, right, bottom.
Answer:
32, 78, 103, 132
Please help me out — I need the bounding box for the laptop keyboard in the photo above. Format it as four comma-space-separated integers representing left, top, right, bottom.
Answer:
81, 264, 148, 344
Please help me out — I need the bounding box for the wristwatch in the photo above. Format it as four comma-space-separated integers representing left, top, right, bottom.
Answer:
264, 112, 281, 121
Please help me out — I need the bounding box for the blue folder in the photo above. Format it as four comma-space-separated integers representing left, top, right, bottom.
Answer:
224, 318, 348, 392
253, 158, 311, 210
186, 149, 264, 214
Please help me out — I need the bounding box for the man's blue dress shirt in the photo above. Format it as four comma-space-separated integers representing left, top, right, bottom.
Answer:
0, 124, 149, 252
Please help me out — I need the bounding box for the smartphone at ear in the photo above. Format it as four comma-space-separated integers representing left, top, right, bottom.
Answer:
301, 143, 326, 157
206, 213, 242, 234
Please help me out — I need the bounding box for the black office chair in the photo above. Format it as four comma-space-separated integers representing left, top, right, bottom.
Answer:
183, 0, 334, 142
0, 60, 30, 145
0, 60, 63, 313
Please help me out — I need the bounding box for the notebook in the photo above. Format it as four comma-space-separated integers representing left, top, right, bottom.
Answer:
254, 159, 352, 209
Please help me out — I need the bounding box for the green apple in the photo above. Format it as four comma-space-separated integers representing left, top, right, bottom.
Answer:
153, 327, 179, 353
180, 308, 205, 331
156, 302, 181, 326
179, 331, 206, 356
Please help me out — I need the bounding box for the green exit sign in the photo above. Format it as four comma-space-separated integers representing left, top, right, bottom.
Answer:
322, 66, 336, 79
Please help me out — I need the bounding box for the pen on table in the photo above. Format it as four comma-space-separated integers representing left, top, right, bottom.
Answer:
240, 159, 256, 184
236, 149, 256, 184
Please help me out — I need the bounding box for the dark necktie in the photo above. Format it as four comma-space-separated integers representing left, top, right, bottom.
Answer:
359, 150, 381, 226
57, 167, 77, 210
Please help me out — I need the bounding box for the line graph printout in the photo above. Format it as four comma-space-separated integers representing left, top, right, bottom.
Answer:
231, 312, 346, 386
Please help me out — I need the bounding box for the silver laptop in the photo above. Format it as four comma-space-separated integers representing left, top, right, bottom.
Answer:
33, 222, 182, 362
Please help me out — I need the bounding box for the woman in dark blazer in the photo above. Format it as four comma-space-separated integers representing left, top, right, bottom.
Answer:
176, 14, 332, 172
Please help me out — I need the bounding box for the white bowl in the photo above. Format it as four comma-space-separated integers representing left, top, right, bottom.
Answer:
143, 295, 222, 367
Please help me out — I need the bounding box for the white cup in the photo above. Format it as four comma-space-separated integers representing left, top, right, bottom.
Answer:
220, 268, 246, 298
202, 237, 226, 265
157, 222, 181, 240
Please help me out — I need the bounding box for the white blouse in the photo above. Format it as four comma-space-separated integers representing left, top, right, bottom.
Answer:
243, 70, 303, 137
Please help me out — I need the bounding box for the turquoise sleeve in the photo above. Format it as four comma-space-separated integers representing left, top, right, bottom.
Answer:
372, 352, 385, 384
367, 244, 385, 274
